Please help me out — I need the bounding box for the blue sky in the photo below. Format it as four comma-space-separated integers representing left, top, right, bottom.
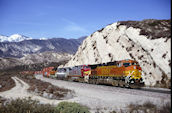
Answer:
0, 0, 171, 39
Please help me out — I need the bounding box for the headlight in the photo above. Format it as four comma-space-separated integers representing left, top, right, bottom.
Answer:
131, 81, 134, 83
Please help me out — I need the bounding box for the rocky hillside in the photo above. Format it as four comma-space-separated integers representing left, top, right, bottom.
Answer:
0, 36, 86, 58
0, 52, 72, 70
65, 19, 171, 87
20, 51, 72, 65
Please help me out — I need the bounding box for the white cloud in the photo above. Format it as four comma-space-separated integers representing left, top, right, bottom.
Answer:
62, 18, 89, 33
65, 24, 88, 33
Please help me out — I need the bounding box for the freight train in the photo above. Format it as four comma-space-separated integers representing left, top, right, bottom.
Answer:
43, 59, 144, 88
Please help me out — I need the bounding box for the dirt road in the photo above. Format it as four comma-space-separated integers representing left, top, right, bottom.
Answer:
36, 75, 171, 112
0, 76, 63, 105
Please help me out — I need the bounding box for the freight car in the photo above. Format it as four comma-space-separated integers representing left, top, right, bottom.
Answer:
42, 67, 54, 77
49, 67, 57, 78
45, 59, 144, 88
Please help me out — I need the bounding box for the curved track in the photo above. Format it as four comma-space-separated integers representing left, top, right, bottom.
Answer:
88, 82, 171, 94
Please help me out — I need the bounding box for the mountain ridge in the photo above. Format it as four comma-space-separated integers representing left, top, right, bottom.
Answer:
0, 36, 87, 58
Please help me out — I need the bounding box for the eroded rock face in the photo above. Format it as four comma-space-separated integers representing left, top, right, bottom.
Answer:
65, 19, 171, 87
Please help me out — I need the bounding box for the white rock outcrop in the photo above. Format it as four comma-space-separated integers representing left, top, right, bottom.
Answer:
65, 20, 171, 87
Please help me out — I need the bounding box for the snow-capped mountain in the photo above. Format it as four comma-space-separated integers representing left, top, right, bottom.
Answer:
0, 36, 86, 58
65, 19, 171, 87
0, 34, 32, 42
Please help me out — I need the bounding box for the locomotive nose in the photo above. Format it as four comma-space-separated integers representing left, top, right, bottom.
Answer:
134, 66, 141, 70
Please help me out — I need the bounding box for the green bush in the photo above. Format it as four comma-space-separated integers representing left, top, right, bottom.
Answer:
56, 101, 90, 113
0, 98, 91, 113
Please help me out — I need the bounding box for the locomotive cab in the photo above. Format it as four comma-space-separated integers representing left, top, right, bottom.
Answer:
121, 60, 144, 87
82, 65, 91, 76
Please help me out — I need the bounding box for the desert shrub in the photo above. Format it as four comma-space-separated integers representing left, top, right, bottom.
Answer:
148, 22, 159, 26
158, 102, 171, 113
0, 74, 15, 92
118, 19, 171, 40
128, 101, 157, 113
18, 74, 72, 100
127, 101, 171, 113
56, 101, 90, 113
0, 98, 56, 113
108, 101, 171, 113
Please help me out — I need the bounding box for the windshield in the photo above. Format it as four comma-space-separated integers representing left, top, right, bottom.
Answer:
132, 62, 138, 65
123, 63, 131, 67
84, 66, 90, 69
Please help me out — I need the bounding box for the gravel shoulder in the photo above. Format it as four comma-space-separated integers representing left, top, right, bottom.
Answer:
36, 74, 171, 112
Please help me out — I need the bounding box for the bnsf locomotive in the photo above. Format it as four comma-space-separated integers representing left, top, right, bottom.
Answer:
43, 59, 144, 88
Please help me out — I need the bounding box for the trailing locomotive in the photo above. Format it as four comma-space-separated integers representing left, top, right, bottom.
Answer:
55, 65, 90, 82
44, 59, 144, 88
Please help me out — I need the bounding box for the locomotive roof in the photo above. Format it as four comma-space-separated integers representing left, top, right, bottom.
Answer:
119, 59, 138, 63
62, 59, 138, 69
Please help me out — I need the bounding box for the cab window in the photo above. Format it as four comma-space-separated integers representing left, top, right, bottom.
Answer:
123, 63, 131, 67
117, 63, 122, 67
84, 66, 90, 69
132, 62, 138, 65
52, 68, 57, 71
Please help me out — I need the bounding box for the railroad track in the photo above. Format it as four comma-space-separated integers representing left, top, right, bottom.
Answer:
85, 82, 171, 99
53, 78, 171, 95
140, 87, 171, 94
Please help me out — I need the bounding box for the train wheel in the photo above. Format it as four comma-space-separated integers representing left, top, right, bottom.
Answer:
79, 78, 84, 83
88, 79, 93, 84
119, 80, 125, 87
112, 80, 118, 87
93, 80, 98, 84
124, 83, 130, 88
112, 82, 115, 86
130, 84, 135, 89
95, 80, 99, 85
130, 84, 139, 89
92, 80, 95, 84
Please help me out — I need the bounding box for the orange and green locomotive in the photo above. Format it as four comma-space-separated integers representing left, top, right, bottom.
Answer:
86, 59, 144, 88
